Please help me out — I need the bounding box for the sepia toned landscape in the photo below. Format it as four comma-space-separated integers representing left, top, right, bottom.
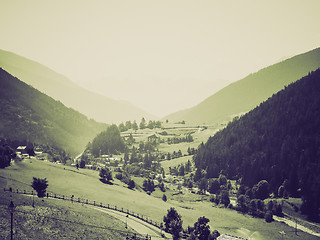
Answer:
1, 1, 320, 240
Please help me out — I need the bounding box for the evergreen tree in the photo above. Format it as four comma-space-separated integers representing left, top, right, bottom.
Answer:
163, 208, 183, 240
31, 177, 48, 198
139, 117, 146, 129
192, 216, 211, 240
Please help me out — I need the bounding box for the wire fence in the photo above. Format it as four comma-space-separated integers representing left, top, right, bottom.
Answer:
3, 187, 166, 240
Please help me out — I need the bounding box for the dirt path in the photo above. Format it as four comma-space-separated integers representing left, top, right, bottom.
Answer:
92, 207, 172, 239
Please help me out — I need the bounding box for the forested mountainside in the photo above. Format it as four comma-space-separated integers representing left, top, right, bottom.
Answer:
165, 47, 320, 124
0, 68, 106, 155
0, 49, 154, 123
194, 69, 320, 219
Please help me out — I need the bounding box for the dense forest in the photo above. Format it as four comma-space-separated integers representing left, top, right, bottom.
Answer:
89, 124, 126, 157
194, 69, 320, 220
0, 68, 106, 155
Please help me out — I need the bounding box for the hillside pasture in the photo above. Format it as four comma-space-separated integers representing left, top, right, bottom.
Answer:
1, 159, 318, 240
0, 186, 133, 239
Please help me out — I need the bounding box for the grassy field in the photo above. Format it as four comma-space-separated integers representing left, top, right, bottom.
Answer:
161, 156, 193, 173
0, 184, 134, 239
1, 158, 318, 240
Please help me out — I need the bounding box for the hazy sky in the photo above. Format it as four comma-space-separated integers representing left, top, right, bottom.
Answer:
1, 0, 320, 117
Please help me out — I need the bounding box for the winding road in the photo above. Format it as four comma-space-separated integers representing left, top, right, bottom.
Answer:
91, 206, 172, 239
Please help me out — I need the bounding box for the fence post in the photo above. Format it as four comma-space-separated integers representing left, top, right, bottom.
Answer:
62, 195, 64, 199
24, 190, 26, 194
94, 201, 95, 206
86, 199, 88, 204
100, 202, 102, 207
108, 204, 109, 208
54, 194, 56, 198
78, 198, 80, 203
17, 189, 19, 193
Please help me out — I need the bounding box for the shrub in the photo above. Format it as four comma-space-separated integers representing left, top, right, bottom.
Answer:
237, 194, 248, 213
256, 199, 265, 212
115, 173, 123, 180
159, 182, 166, 192
210, 230, 220, 239
275, 203, 284, 217
162, 194, 167, 202
220, 190, 230, 207
128, 180, 135, 189
208, 178, 220, 194
253, 180, 270, 200
249, 199, 257, 215
31, 177, 48, 198
99, 167, 113, 182
265, 210, 273, 222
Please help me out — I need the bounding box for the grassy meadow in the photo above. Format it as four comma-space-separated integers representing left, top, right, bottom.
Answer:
0, 178, 134, 239
1, 158, 318, 240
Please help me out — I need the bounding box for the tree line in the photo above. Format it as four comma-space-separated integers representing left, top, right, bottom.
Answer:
193, 69, 320, 220
118, 118, 162, 132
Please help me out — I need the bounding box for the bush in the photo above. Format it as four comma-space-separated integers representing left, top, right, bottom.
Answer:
143, 179, 155, 192
210, 230, 220, 240
208, 178, 220, 194
31, 177, 48, 197
275, 203, 284, 217
220, 190, 230, 207
253, 180, 270, 200
249, 199, 257, 215
265, 210, 273, 222
115, 173, 123, 180
159, 182, 166, 192
128, 180, 135, 189
256, 199, 265, 212
99, 167, 113, 182
237, 194, 248, 213
162, 194, 167, 202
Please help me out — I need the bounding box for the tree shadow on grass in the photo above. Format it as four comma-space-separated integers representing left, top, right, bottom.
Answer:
99, 178, 114, 185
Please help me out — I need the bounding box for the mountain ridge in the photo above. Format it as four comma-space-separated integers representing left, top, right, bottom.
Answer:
164, 47, 320, 124
0, 49, 154, 124
0, 68, 107, 155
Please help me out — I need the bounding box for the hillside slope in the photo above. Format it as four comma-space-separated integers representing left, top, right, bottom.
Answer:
194, 69, 320, 219
165, 47, 320, 124
0, 49, 154, 123
0, 68, 106, 155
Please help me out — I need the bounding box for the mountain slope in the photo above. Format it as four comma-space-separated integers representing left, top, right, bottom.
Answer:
194, 69, 320, 219
0, 68, 107, 155
0, 49, 154, 123
165, 47, 320, 124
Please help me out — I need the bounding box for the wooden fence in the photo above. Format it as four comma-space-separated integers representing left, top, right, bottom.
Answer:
4, 188, 161, 240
